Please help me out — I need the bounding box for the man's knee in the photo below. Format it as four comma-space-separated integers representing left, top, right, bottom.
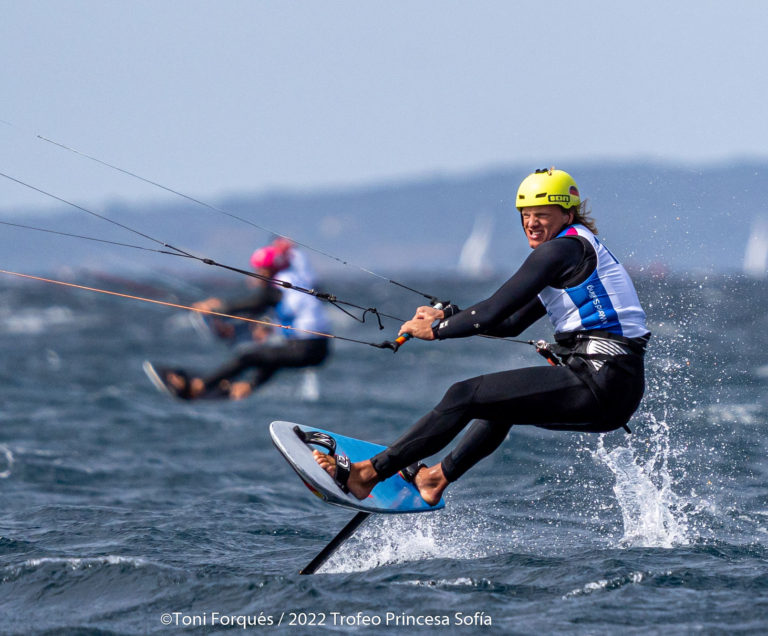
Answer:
436, 377, 480, 412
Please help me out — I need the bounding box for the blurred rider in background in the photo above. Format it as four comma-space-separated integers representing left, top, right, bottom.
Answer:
163, 238, 332, 400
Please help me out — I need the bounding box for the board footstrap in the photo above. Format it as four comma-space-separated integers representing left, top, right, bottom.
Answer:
293, 426, 336, 454
294, 426, 351, 493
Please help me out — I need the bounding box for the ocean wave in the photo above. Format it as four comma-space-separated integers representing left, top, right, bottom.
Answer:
0, 306, 78, 334
0, 444, 13, 478
0, 555, 158, 586
563, 569, 657, 598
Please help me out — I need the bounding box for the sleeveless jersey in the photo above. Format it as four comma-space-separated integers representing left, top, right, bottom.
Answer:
537, 224, 648, 338
274, 251, 332, 340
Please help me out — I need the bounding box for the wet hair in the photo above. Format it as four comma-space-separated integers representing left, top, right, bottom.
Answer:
569, 199, 598, 234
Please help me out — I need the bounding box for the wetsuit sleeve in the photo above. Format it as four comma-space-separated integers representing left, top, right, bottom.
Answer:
433, 237, 585, 339
218, 286, 282, 315
482, 297, 546, 337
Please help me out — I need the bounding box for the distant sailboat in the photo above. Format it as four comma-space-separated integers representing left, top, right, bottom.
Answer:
743, 217, 768, 279
458, 214, 494, 277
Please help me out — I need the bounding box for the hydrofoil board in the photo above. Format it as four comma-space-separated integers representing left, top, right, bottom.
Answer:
143, 361, 228, 400
142, 360, 175, 397
270, 420, 444, 514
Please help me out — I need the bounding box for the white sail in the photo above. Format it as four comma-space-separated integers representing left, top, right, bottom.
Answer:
458, 214, 494, 277
743, 217, 768, 279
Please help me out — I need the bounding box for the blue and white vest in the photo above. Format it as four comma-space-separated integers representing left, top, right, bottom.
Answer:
273, 250, 332, 340
538, 224, 647, 338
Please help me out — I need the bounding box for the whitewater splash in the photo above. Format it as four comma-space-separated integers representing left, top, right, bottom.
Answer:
322, 413, 699, 572
321, 506, 505, 573
592, 413, 693, 548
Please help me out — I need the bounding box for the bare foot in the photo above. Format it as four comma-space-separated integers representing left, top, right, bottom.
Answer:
165, 372, 186, 393
312, 450, 379, 500
227, 381, 253, 401
413, 463, 449, 506
166, 373, 204, 398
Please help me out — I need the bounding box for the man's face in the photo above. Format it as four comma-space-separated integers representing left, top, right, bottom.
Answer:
520, 205, 573, 249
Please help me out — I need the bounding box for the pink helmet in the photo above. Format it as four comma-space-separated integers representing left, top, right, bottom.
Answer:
250, 245, 290, 272
272, 237, 293, 255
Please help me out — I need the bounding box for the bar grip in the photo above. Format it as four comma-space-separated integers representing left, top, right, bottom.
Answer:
392, 302, 444, 352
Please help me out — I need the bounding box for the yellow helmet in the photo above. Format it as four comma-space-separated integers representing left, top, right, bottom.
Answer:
516, 167, 580, 211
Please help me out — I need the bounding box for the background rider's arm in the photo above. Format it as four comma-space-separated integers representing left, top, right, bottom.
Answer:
219, 286, 282, 315
433, 237, 584, 340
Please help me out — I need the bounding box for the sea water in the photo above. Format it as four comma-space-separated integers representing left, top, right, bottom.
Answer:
0, 272, 767, 634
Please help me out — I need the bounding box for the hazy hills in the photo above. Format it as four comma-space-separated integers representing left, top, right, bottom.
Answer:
2, 160, 766, 278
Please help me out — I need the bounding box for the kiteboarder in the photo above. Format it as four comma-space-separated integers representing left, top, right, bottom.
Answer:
314, 168, 650, 505
162, 238, 332, 400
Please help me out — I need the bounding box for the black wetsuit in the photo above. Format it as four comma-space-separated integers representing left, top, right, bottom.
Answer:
201, 287, 329, 393
201, 338, 329, 392
370, 235, 650, 483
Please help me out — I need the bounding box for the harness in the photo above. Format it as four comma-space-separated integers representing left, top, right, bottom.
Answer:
536, 330, 648, 364
534, 330, 650, 433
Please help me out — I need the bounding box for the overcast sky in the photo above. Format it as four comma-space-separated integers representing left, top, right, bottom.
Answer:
2, 0, 767, 214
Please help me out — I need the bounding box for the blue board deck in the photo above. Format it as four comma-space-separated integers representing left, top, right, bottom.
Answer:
269, 421, 445, 514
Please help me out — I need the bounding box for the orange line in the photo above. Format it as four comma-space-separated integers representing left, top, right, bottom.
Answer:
0, 268, 337, 340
